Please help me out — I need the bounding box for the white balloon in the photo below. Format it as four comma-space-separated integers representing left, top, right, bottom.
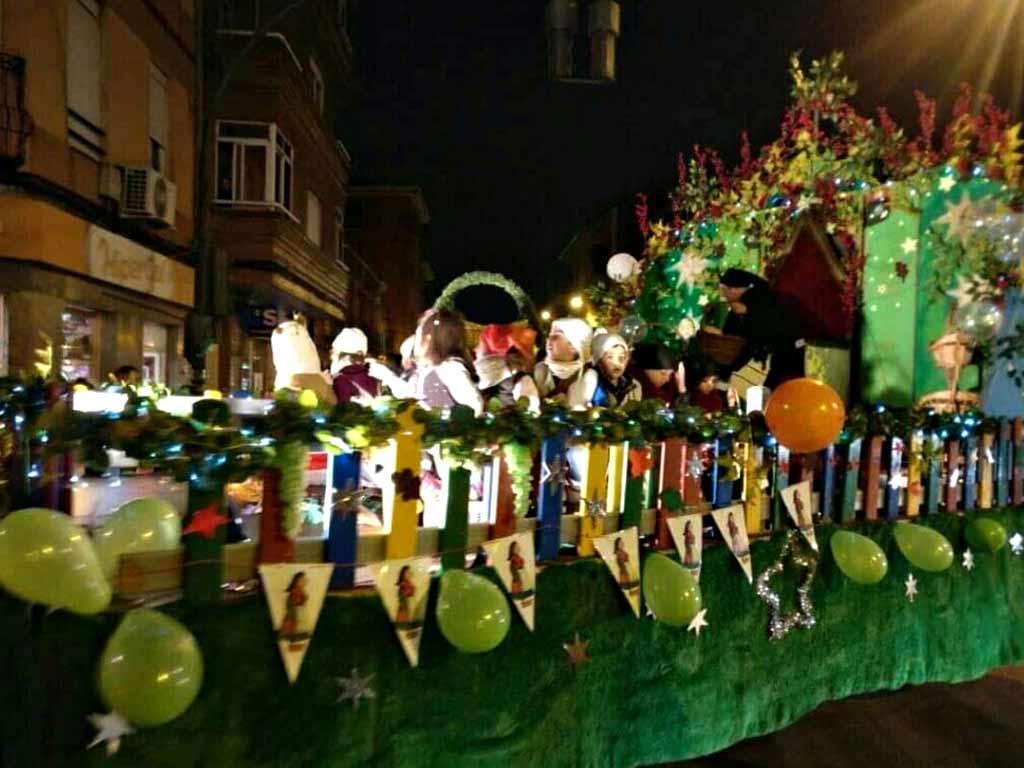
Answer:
606, 252, 638, 283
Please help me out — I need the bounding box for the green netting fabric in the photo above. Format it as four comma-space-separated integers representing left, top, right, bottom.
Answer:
4, 509, 1024, 768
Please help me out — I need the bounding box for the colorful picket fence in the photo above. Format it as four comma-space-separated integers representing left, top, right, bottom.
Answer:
89, 412, 1024, 599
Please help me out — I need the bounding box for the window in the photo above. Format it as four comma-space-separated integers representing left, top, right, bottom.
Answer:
149, 65, 168, 172
67, 0, 103, 159
334, 208, 347, 266
142, 323, 168, 385
309, 57, 324, 114
306, 192, 322, 246
60, 307, 98, 382
0, 295, 8, 377
215, 121, 294, 214
220, 0, 258, 30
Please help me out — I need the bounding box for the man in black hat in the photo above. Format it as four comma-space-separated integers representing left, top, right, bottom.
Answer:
717, 268, 805, 389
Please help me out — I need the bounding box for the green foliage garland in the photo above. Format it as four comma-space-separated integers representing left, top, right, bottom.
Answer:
433, 271, 539, 328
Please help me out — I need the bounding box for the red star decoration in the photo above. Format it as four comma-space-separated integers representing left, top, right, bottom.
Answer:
908, 481, 923, 498
894, 261, 909, 282
629, 448, 653, 478
847, 459, 861, 472
778, 460, 790, 475
182, 503, 230, 539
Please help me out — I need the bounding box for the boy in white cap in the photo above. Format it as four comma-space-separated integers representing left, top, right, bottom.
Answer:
330, 327, 379, 404
534, 317, 593, 408
583, 332, 641, 408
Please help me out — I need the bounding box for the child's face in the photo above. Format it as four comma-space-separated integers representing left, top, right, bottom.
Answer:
644, 369, 672, 388
600, 346, 629, 381
546, 331, 578, 363
699, 376, 717, 394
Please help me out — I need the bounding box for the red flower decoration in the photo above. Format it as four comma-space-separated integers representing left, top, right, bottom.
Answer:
183, 503, 229, 539
894, 261, 909, 282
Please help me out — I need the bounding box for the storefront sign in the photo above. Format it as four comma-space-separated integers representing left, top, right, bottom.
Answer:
86, 226, 194, 306
241, 305, 283, 338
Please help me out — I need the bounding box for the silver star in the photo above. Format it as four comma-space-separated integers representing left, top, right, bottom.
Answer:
1010, 533, 1023, 556
947, 274, 993, 308
888, 469, 908, 490
938, 174, 956, 193
335, 668, 376, 710
686, 456, 704, 479
583, 498, 606, 523
962, 549, 975, 571
905, 574, 918, 602
687, 609, 709, 637
900, 237, 918, 254
87, 712, 134, 756
936, 196, 975, 245
540, 457, 569, 491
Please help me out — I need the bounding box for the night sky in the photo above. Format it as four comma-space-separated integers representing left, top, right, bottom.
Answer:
342, 0, 1024, 322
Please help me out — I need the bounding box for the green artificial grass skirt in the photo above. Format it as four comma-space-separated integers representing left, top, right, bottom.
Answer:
4, 509, 1024, 768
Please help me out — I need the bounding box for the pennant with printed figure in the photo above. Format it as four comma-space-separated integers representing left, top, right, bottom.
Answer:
668, 513, 704, 582
483, 532, 536, 630
711, 504, 753, 583
258, 563, 333, 683
781, 480, 819, 551
592, 526, 641, 617
371, 557, 431, 667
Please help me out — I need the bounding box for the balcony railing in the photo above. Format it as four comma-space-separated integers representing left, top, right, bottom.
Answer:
0, 53, 32, 169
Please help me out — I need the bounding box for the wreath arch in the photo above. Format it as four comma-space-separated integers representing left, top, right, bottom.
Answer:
433, 271, 540, 330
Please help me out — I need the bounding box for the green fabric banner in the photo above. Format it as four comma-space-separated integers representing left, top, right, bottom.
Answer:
4, 510, 1024, 767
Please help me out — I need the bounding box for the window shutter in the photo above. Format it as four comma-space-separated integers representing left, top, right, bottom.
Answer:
67, 0, 102, 128
149, 65, 168, 147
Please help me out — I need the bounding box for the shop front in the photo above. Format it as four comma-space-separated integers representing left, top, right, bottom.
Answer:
0, 193, 194, 387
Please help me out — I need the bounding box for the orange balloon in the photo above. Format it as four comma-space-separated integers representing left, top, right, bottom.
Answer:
764, 378, 846, 454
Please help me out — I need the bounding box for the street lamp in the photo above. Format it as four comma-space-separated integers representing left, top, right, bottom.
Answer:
540, 309, 552, 321
569, 295, 584, 311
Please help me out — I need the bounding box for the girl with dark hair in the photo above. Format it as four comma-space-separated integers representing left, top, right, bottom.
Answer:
278, 571, 309, 643
396, 565, 416, 624
508, 540, 525, 593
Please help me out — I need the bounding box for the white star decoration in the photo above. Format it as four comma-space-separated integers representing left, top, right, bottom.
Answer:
948, 468, 961, 488
335, 669, 376, 710
540, 457, 569, 491
935, 196, 975, 245
687, 609, 709, 637
900, 237, 918, 255
796, 194, 821, 213
938, 175, 956, 193
889, 469, 909, 490
962, 549, 975, 571
669, 250, 708, 288
947, 274, 993, 308
905, 574, 918, 602
697, 294, 710, 307
686, 456, 704, 479
1010, 533, 1023, 555
87, 712, 134, 755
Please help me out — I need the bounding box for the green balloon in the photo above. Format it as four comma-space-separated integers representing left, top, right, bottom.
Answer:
99, 609, 203, 726
0, 508, 111, 614
893, 523, 954, 572
435, 570, 510, 653
642, 553, 702, 627
830, 530, 889, 585
94, 498, 182, 582
965, 517, 1007, 554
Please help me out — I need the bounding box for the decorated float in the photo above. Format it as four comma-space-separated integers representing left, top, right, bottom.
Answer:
2, 53, 1024, 768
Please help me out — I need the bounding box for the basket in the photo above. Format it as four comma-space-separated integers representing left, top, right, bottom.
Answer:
697, 329, 747, 366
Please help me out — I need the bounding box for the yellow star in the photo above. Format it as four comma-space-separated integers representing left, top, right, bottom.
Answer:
938, 175, 956, 193
935, 196, 975, 245
900, 237, 918, 254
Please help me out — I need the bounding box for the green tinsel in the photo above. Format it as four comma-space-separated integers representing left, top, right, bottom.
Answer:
273, 441, 308, 540
503, 442, 534, 518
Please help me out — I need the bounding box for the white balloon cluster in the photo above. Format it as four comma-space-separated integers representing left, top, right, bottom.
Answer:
606, 252, 639, 283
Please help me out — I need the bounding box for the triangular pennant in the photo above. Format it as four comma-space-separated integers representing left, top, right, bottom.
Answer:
711, 504, 753, 583
592, 526, 641, 617
780, 480, 819, 551
482, 532, 536, 631
371, 557, 432, 667
667, 513, 704, 582
258, 563, 333, 683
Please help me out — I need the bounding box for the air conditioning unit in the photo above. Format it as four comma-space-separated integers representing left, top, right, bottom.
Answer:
120, 167, 177, 227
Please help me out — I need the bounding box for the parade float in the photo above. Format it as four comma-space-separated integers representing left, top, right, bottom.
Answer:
3, 53, 1024, 768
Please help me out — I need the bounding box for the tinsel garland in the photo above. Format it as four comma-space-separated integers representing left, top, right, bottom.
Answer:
503, 442, 534, 518
273, 441, 309, 540
432, 271, 539, 328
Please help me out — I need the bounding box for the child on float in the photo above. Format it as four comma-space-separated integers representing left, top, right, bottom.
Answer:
534, 318, 593, 408
581, 332, 642, 408
631, 341, 686, 405
474, 324, 541, 413
330, 327, 380, 404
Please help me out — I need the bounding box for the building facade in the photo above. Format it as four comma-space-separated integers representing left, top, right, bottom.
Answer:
0, 0, 197, 387
204, 0, 355, 395
344, 186, 429, 353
